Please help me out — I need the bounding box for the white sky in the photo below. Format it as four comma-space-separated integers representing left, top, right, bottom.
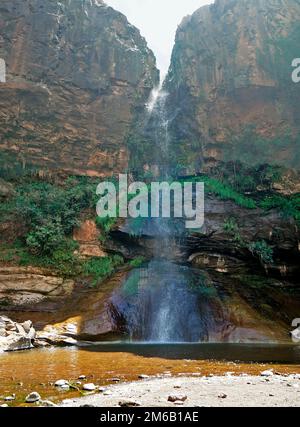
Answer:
106, 0, 213, 75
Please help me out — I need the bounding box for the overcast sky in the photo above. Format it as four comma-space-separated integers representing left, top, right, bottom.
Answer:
106, 0, 213, 76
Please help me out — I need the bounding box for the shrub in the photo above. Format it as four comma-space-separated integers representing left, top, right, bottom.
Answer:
248, 240, 274, 265
83, 255, 124, 286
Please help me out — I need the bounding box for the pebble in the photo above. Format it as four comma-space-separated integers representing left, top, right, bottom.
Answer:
168, 394, 187, 403
0, 404, 9, 408
119, 400, 141, 407
218, 393, 227, 399
78, 375, 86, 380
111, 378, 121, 383
25, 392, 41, 403
60, 385, 70, 391
83, 383, 96, 391
55, 379, 69, 387
4, 394, 15, 401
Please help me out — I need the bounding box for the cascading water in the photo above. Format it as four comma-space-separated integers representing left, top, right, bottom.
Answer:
110, 80, 218, 343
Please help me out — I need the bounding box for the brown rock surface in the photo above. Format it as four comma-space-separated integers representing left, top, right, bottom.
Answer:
0, 266, 74, 308
0, 0, 159, 176
164, 0, 300, 171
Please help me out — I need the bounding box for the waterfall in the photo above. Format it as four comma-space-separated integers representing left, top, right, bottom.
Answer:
110, 80, 214, 343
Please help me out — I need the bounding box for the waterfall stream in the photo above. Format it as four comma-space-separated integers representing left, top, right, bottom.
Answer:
111, 83, 212, 343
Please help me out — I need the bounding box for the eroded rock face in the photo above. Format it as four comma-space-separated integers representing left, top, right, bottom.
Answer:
73, 219, 106, 258
0, 0, 159, 176
164, 0, 300, 171
0, 267, 74, 309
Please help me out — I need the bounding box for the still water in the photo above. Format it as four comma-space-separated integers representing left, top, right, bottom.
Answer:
1, 343, 300, 406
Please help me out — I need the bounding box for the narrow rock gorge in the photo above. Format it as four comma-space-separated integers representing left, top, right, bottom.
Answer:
0, 0, 299, 350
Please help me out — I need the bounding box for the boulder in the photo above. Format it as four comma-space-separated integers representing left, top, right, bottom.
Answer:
0, 316, 36, 352
291, 326, 300, 343
25, 392, 41, 403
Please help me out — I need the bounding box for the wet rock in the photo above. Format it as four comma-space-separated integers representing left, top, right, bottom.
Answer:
25, 392, 41, 403
138, 375, 150, 380
168, 394, 188, 403
36, 332, 78, 347
83, 383, 96, 391
111, 378, 121, 383
55, 380, 69, 387
78, 375, 87, 380
4, 394, 15, 401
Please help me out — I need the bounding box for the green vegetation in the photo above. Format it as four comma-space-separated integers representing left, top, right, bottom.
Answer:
222, 218, 274, 265
248, 240, 274, 265
0, 175, 130, 284
183, 175, 257, 209
260, 194, 300, 222
83, 256, 124, 286
129, 256, 146, 268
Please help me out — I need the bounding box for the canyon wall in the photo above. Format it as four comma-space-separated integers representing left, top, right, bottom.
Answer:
0, 0, 159, 177
164, 0, 300, 173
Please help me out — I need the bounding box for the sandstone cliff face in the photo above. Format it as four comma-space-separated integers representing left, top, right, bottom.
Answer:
165, 0, 300, 172
0, 0, 159, 176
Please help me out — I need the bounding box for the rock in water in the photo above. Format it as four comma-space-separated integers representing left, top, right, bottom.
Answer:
55, 380, 69, 387
83, 383, 96, 391
25, 392, 41, 403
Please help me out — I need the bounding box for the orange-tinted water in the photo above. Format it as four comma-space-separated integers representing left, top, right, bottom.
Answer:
1, 344, 300, 406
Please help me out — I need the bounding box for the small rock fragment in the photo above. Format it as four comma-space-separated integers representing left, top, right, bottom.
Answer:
168, 394, 187, 403
218, 393, 227, 399
119, 400, 141, 407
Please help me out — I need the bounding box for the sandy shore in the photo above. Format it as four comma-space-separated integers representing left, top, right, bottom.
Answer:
61, 374, 300, 407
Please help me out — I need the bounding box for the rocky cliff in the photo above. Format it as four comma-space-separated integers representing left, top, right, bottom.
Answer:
165, 0, 300, 172
0, 0, 159, 177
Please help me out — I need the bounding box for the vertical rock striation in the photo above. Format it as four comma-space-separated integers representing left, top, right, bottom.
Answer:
165, 0, 300, 172
0, 0, 159, 176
